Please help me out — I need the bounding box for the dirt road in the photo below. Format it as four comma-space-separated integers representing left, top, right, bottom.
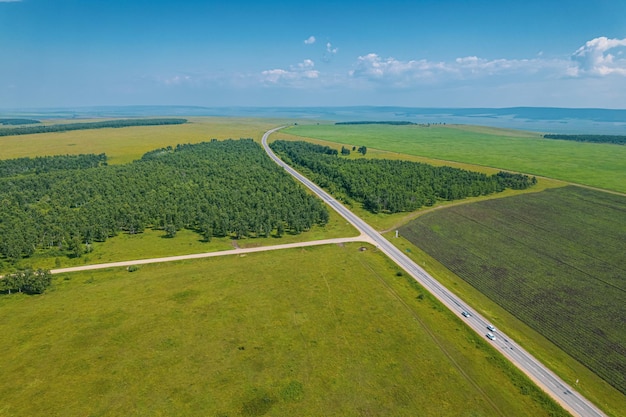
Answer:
50, 235, 375, 275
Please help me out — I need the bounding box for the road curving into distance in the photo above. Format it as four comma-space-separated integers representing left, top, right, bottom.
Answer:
262, 126, 607, 417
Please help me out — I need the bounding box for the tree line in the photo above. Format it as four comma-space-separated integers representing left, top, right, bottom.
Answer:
336, 121, 416, 125
270, 140, 536, 214
0, 139, 329, 266
1, 269, 52, 294
0, 118, 41, 126
335, 121, 445, 127
0, 118, 187, 137
0, 153, 107, 178
543, 134, 626, 145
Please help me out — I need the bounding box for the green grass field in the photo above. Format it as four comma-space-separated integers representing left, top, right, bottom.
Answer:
399, 186, 626, 401
284, 123, 626, 193
0, 117, 618, 415
0, 244, 569, 417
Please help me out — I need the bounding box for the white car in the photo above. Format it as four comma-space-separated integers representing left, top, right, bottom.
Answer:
462, 311, 471, 318
486, 332, 496, 341
487, 325, 496, 332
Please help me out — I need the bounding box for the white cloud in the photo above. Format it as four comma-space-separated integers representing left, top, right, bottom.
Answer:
453, 56, 545, 74
152, 36, 624, 106
321, 41, 339, 62
297, 59, 315, 69
260, 69, 290, 84
348, 52, 567, 87
152, 71, 239, 88
162, 75, 192, 86
261, 59, 319, 85
304, 36, 316, 45
349, 53, 445, 81
568, 37, 626, 77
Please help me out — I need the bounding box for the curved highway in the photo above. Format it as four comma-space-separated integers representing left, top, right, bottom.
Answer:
262, 126, 607, 417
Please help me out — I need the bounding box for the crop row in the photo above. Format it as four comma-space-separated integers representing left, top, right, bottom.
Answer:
399, 186, 626, 394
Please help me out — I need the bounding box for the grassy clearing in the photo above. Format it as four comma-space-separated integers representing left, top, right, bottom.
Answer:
0, 117, 292, 164
397, 186, 626, 414
0, 244, 568, 417
284, 123, 626, 193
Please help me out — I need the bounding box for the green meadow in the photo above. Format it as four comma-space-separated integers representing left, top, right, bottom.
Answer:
284, 123, 626, 193
0, 244, 568, 417
0, 117, 618, 415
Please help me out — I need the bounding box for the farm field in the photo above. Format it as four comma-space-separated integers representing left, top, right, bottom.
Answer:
284, 123, 626, 193
398, 186, 626, 400
0, 244, 568, 417
0, 117, 293, 164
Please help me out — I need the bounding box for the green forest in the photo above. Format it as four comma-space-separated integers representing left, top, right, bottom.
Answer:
335, 121, 417, 125
1, 269, 52, 294
270, 140, 536, 213
0, 153, 108, 177
0, 118, 187, 137
0, 139, 328, 266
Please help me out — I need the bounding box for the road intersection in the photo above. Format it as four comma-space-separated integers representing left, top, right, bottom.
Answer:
44, 128, 607, 417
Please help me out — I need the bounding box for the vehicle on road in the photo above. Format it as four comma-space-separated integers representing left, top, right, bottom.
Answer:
462, 311, 471, 317
486, 333, 496, 341
487, 325, 496, 332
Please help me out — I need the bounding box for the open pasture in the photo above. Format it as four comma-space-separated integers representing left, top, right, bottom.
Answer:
285, 123, 626, 193
399, 186, 626, 397
0, 244, 568, 417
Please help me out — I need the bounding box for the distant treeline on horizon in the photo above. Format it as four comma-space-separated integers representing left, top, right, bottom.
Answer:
543, 134, 626, 145
0, 118, 41, 126
335, 121, 446, 126
0, 118, 187, 137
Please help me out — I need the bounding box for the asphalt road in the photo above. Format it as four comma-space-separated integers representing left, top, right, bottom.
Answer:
263, 126, 607, 417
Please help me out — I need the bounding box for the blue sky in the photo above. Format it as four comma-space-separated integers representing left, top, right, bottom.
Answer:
1, 0, 626, 109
